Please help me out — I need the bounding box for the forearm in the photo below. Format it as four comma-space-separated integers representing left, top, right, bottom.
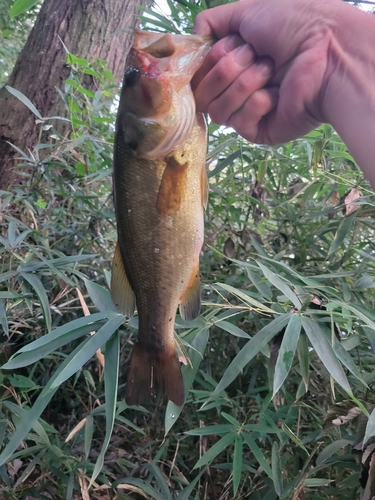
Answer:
324, 3, 375, 188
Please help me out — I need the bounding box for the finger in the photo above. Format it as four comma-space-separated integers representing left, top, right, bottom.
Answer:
194, 1, 253, 38
194, 44, 257, 112
227, 87, 279, 143
192, 34, 245, 91
206, 57, 274, 124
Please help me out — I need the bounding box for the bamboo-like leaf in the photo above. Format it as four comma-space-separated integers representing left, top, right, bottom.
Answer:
247, 270, 273, 299
232, 434, 243, 496
0, 300, 8, 337
272, 441, 283, 496
21, 272, 51, 332
214, 283, 275, 314
49, 315, 123, 391
257, 262, 301, 309
216, 320, 250, 339
301, 317, 351, 394
242, 433, 272, 478
364, 406, 375, 445
328, 212, 356, 256
147, 463, 173, 500
316, 439, 352, 466
84, 279, 117, 312
0, 334, 97, 466
6, 86, 42, 117
84, 415, 94, 460
114, 477, 167, 500
3, 312, 115, 369
297, 333, 310, 391
273, 315, 301, 396
208, 150, 241, 178
214, 314, 291, 395
90, 329, 120, 486
193, 432, 236, 469
185, 424, 233, 437
165, 328, 209, 435
176, 469, 206, 500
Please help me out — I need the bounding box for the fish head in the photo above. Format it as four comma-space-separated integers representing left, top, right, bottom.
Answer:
118, 31, 213, 158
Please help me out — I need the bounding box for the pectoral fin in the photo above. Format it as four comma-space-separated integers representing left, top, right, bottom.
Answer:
179, 269, 201, 321
111, 242, 136, 317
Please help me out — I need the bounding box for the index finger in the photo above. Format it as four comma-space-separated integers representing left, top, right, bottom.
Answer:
194, 1, 249, 38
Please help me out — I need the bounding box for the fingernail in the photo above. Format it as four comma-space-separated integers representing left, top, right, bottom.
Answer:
257, 57, 274, 76
234, 44, 255, 66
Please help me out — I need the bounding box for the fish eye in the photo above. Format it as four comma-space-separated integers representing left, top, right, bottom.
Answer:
124, 66, 140, 86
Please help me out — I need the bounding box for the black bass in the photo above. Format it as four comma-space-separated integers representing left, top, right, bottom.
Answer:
111, 31, 212, 406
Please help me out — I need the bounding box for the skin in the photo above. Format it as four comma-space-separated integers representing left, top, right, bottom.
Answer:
193, 0, 375, 188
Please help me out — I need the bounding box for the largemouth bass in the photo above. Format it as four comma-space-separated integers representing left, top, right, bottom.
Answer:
111, 31, 212, 406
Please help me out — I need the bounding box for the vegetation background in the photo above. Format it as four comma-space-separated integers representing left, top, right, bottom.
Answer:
1, 0, 375, 498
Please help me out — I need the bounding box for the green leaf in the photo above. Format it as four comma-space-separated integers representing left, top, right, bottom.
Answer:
10, 0, 39, 17
20, 272, 51, 331
193, 432, 236, 469
147, 463, 173, 500
316, 439, 352, 466
84, 279, 117, 312
364, 406, 375, 445
165, 328, 209, 435
49, 315, 123, 391
208, 150, 241, 178
297, 333, 310, 391
84, 415, 94, 460
185, 424, 233, 436
301, 317, 351, 394
247, 270, 273, 299
214, 282, 276, 314
0, 300, 8, 337
242, 433, 272, 478
216, 320, 250, 339
3, 312, 115, 369
112, 477, 167, 500
6, 86, 42, 119
328, 212, 356, 256
272, 441, 283, 496
232, 434, 243, 496
257, 262, 301, 309
273, 315, 301, 395
214, 314, 291, 395
90, 329, 120, 486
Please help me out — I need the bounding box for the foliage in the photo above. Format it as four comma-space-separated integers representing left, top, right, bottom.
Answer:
0, 0, 38, 86
1, 1, 375, 499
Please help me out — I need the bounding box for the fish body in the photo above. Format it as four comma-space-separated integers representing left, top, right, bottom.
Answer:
111, 31, 212, 406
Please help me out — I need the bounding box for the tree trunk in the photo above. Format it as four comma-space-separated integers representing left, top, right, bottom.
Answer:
0, 0, 149, 188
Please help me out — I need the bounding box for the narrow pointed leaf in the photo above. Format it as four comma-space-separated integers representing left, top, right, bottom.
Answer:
242, 433, 272, 478
328, 212, 356, 256
21, 272, 51, 331
232, 435, 243, 495
273, 315, 301, 395
302, 317, 351, 393
193, 432, 236, 469
257, 262, 301, 309
214, 314, 291, 395
90, 329, 120, 486
6, 86, 42, 118
50, 315, 123, 390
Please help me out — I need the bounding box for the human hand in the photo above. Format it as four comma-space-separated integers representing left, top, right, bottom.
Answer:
193, 0, 341, 145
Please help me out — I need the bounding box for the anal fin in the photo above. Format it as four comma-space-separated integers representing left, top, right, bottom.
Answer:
179, 270, 201, 321
125, 344, 185, 406
111, 242, 136, 317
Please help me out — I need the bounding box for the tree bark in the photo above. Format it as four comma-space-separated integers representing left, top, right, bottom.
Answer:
0, 0, 149, 188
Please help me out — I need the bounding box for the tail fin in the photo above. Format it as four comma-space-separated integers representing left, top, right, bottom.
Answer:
125, 344, 185, 406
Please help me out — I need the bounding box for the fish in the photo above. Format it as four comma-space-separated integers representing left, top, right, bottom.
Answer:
111, 31, 212, 406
